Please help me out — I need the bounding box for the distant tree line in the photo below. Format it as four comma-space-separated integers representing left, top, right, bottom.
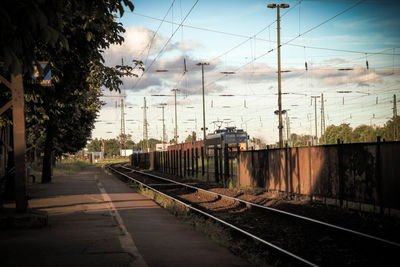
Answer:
87, 134, 161, 156
288, 116, 400, 146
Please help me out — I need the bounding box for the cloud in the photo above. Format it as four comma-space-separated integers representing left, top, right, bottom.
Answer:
322, 58, 349, 65
175, 39, 203, 53
107, 26, 167, 56
310, 65, 382, 86
119, 54, 224, 95
106, 26, 203, 59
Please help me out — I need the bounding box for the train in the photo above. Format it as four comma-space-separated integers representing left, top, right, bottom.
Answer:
205, 127, 249, 151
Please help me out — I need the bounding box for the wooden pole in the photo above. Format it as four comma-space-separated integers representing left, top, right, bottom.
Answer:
11, 74, 28, 212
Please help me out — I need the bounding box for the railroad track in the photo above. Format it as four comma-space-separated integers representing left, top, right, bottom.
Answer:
107, 162, 400, 267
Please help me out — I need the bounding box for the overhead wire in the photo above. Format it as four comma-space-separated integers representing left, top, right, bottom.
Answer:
137, 1, 176, 66
132, 0, 199, 90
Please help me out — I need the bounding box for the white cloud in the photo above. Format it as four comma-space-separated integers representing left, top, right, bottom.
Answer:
107, 26, 167, 56
175, 39, 203, 53
310, 64, 382, 86
106, 26, 203, 58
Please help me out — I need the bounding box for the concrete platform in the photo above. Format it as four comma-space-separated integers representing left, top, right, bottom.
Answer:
0, 166, 249, 267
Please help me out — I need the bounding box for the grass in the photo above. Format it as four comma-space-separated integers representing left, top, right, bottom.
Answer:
28, 159, 91, 183
93, 157, 129, 166
53, 159, 91, 176
28, 156, 130, 183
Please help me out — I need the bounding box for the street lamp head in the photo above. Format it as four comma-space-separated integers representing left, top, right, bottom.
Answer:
267, 4, 276, 8
280, 4, 290, 8
196, 62, 210, 66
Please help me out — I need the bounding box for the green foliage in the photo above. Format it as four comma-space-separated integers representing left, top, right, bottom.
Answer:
87, 138, 102, 152
185, 131, 197, 143
322, 123, 352, 144
351, 125, 376, 143
135, 138, 162, 151
378, 116, 400, 141
104, 139, 120, 156
53, 159, 91, 176
320, 117, 400, 144
290, 133, 313, 147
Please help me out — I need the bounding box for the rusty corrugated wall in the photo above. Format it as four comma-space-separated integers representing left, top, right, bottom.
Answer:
237, 142, 400, 210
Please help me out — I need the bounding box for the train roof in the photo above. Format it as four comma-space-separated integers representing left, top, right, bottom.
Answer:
207, 127, 247, 137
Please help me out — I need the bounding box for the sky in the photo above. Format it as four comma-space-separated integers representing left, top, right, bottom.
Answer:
92, 0, 400, 145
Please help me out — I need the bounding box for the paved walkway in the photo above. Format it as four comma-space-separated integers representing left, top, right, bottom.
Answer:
0, 166, 248, 267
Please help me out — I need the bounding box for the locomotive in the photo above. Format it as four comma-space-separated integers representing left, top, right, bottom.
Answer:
205, 127, 249, 151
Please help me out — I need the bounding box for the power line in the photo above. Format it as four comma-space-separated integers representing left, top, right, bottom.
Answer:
132, 0, 199, 90
139, 1, 176, 67
203, 0, 372, 92
282, 0, 366, 47
131, 6, 399, 61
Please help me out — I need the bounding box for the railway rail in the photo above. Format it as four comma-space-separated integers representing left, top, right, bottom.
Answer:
107, 162, 399, 266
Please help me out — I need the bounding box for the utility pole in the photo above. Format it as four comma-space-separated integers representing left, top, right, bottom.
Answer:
158, 103, 167, 149
394, 94, 397, 118
142, 97, 149, 152
321, 93, 325, 144
120, 57, 126, 156
171, 88, 180, 144
311, 96, 320, 145
268, 3, 290, 148
120, 98, 126, 156
197, 62, 209, 142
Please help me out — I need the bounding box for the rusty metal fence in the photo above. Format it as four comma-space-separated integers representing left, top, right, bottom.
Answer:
130, 139, 400, 213
130, 146, 238, 186
237, 139, 400, 212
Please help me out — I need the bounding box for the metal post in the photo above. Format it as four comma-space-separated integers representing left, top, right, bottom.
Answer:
224, 145, 229, 186
277, 6, 283, 148
191, 148, 194, 176
179, 149, 182, 178
268, 4, 290, 148
171, 89, 179, 144
197, 62, 209, 142
214, 147, 219, 183
311, 96, 320, 145
201, 146, 205, 176
184, 150, 186, 178
219, 147, 223, 185
195, 147, 199, 178
158, 103, 167, 146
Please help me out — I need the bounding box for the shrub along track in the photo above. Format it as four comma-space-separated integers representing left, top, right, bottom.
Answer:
107, 163, 400, 267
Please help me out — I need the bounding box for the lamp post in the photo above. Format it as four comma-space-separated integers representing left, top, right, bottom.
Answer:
268, 3, 289, 148
158, 103, 167, 148
171, 88, 180, 144
197, 62, 209, 142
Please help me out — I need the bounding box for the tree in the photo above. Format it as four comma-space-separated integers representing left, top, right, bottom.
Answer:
379, 116, 400, 141
250, 137, 267, 149
351, 125, 376, 143
290, 133, 312, 147
185, 131, 197, 143
134, 138, 162, 151
322, 124, 353, 144
87, 138, 102, 152
22, 0, 141, 183
104, 139, 120, 156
